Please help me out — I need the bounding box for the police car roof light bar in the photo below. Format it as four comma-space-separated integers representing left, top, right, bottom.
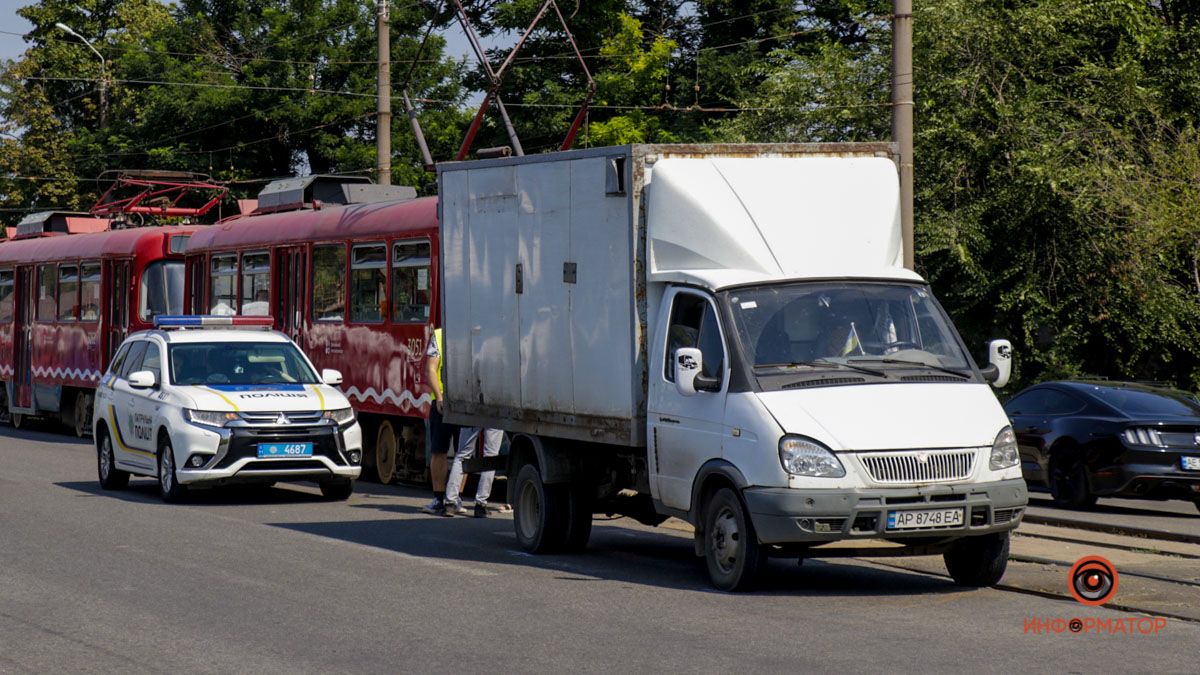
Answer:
154, 315, 275, 329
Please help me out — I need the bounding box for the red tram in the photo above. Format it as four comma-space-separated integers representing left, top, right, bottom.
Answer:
0, 213, 198, 434
183, 176, 438, 483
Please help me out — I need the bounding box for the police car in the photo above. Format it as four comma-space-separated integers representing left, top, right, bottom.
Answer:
92, 316, 363, 502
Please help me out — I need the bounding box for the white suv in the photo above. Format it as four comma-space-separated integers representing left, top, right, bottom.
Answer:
93, 316, 363, 502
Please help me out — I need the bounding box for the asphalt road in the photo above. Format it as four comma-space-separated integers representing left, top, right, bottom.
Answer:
2, 426, 1197, 673
1025, 491, 1200, 541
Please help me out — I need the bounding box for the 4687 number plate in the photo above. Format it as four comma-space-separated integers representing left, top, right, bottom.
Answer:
887, 507, 965, 530
257, 442, 314, 458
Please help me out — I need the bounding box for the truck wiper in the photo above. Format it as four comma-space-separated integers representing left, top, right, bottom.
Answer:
850, 357, 971, 379
754, 359, 887, 378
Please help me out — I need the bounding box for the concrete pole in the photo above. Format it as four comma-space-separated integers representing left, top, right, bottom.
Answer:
893, 0, 914, 269
376, 0, 392, 185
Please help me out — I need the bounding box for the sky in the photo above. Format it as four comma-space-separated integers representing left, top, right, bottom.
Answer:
1, 0, 35, 62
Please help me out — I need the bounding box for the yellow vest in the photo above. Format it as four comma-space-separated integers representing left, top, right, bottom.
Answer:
432, 328, 444, 399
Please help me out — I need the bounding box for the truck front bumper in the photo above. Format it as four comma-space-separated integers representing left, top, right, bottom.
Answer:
742, 478, 1028, 545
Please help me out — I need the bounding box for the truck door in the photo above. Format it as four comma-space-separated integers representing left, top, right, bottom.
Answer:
648, 288, 730, 511
12, 266, 34, 409
274, 246, 305, 347
105, 261, 131, 364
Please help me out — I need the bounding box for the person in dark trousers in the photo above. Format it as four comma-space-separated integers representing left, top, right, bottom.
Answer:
421, 327, 457, 515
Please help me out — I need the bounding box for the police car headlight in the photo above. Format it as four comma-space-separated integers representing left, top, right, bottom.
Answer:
186, 409, 237, 428
324, 408, 356, 426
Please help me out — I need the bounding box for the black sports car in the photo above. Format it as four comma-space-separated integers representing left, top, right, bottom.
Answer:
1003, 380, 1200, 512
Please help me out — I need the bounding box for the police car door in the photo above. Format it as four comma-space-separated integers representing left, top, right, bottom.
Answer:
129, 339, 166, 455
108, 340, 156, 469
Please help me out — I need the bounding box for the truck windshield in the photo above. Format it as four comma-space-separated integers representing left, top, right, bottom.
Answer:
169, 342, 319, 386
724, 282, 973, 380
141, 260, 185, 320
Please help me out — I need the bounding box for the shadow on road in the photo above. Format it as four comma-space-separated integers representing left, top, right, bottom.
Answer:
1030, 493, 1198, 519
269, 510, 967, 598
0, 424, 91, 446
55, 480, 330, 505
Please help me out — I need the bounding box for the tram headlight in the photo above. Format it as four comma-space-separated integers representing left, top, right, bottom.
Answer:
186, 409, 237, 428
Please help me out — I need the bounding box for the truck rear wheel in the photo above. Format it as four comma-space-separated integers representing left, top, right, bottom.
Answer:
702, 487, 765, 591
512, 463, 569, 553
943, 532, 1010, 587
374, 421, 397, 484
563, 483, 593, 552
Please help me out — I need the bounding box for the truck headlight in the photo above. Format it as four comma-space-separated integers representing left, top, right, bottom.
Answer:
324, 407, 356, 426
185, 409, 237, 428
989, 426, 1020, 470
779, 436, 845, 477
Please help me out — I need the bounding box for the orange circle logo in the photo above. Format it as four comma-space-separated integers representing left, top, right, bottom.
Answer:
1068, 556, 1119, 606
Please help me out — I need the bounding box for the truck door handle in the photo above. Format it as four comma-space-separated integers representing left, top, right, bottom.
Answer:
658, 416, 680, 424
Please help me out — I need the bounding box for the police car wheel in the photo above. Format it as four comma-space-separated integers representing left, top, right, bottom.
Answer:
319, 479, 354, 501
157, 436, 188, 503
96, 428, 129, 490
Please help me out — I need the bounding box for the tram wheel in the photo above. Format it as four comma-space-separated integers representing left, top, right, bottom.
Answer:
11, 412, 25, 429
74, 392, 93, 438
374, 420, 398, 484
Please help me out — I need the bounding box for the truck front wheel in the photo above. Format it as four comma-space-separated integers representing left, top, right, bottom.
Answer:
512, 463, 568, 553
702, 487, 765, 591
943, 531, 1010, 587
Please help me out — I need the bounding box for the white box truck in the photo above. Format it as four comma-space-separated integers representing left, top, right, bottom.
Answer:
438, 143, 1027, 590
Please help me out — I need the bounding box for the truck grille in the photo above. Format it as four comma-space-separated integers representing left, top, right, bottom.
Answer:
858, 449, 976, 484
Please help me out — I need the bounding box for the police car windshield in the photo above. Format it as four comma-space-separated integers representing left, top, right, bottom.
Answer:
168, 342, 320, 386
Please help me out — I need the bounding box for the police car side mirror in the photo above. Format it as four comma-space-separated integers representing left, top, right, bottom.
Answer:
322, 369, 343, 386
128, 370, 157, 389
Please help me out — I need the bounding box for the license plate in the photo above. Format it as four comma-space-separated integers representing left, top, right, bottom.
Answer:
257, 442, 313, 458
1182, 456, 1200, 471
887, 507, 964, 530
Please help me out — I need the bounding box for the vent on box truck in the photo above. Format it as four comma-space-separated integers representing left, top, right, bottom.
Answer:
254, 175, 417, 214
14, 210, 110, 239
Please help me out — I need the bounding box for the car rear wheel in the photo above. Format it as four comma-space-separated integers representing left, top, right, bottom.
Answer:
1050, 458, 1096, 509
96, 429, 129, 490
157, 436, 188, 503
944, 532, 1010, 587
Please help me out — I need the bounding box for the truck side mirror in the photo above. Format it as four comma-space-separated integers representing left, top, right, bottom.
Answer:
980, 339, 1012, 389
674, 347, 721, 395
322, 369, 343, 386
128, 370, 157, 389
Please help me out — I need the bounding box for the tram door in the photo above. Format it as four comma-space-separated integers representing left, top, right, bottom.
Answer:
13, 266, 34, 409
105, 261, 131, 364
274, 247, 305, 348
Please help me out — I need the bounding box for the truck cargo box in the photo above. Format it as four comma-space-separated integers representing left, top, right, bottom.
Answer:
437, 143, 897, 447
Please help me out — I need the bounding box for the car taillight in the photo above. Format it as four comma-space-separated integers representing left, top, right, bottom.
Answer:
1123, 427, 1166, 447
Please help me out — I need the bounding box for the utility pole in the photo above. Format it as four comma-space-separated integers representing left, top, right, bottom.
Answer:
892, 0, 914, 269
376, 0, 392, 185
56, 22, 106, 129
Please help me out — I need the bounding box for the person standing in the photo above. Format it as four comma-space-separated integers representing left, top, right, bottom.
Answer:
421, 327, 458, 516
444, 427, 503, 517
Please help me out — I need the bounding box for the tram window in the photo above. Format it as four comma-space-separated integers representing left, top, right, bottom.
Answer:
141, 261, 184, 320
80, 263, 101, 322
57, 265, 80, 321
313, 244, 346, 322
392, 241, 431, 323
240, 251, 271, 316
36, 265, 56, 322
0, 270, 13, 323
209, 254, 237, 315
350, 243, 386, 323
